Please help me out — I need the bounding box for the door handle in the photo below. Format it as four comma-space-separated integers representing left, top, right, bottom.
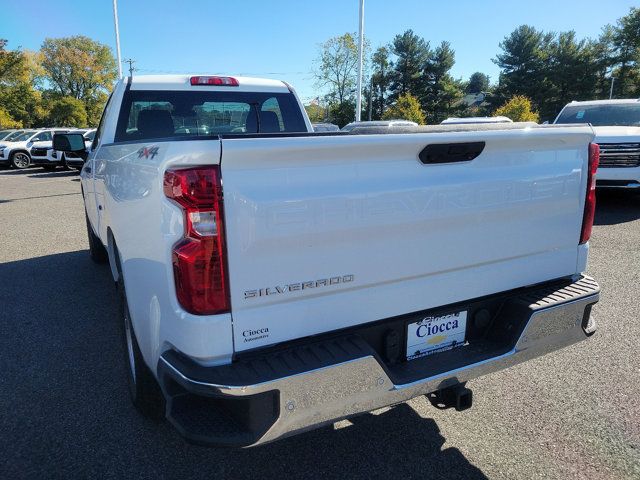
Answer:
419, 142, 485, 164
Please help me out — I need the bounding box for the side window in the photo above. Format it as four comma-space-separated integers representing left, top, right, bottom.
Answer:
39, 132, 52, 142
261, 97, 284, 131
92, 92, 114, 150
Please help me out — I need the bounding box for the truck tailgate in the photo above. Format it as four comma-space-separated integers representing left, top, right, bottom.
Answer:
220, 126, 594, 352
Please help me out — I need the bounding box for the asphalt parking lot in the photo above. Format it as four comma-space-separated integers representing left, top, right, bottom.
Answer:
0, 167, 638, 480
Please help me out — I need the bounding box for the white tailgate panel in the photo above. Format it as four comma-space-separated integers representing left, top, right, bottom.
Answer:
221, 129, 592, 352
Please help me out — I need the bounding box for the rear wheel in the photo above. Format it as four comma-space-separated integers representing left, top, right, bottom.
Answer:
119, 279, 165, 420
10, 151, 30, 169
85, 212, 108, 263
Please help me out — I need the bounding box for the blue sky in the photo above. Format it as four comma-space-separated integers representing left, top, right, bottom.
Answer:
3, 0, 637, 101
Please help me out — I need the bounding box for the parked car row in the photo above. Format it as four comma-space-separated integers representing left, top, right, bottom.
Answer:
0, 127, 95, 171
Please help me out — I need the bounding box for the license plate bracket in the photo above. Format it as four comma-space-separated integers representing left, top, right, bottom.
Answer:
406, 310, 467, 361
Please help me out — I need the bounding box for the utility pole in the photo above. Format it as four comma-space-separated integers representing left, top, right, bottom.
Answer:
112, 0, 123, 78
355, 0, 365, 122
368, 76, 373, 121
123, 58, 136, 77
609, 77, 615, 99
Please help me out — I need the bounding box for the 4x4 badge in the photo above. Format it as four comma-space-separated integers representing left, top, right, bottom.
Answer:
137, 146, 159, 159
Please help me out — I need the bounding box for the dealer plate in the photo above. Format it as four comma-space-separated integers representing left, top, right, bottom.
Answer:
406, 310, 467, 360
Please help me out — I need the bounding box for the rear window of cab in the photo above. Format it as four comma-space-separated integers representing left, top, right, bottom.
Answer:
114, 90, 307, 143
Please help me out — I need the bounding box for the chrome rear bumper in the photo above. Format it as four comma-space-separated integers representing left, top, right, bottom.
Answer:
158, 275, 599, 447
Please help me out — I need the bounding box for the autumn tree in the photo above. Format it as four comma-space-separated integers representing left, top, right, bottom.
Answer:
382, 92, 425, 124
40, 36, 117, 125
45, 96, 88, 127
494, 95, 539, 122
304, 102, 326, 123
0, 41, 43, 127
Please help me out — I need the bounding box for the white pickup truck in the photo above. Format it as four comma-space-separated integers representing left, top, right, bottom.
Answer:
55, 74, 600, 448
555, 99, 640, 189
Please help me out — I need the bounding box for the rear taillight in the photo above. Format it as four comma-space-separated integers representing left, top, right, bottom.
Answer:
163, 166, 229, 315
580, 143, 600, 244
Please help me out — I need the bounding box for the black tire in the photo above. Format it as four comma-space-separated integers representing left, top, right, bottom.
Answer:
10, 151, 30, 169
41, 165, 57, 172
119, 279, 165, 420
85, 212, 108, 264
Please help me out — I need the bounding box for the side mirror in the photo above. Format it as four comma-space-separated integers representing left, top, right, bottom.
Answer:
53, 133, 87, 159
542, 121, 550, 125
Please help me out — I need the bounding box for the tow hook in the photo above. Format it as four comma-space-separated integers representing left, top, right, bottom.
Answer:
427, 383, 473, 412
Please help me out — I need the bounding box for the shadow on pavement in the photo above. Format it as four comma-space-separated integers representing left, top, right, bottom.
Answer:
0, 251, 487, 479
594, 189, 640, 225
27, 170, 79, 179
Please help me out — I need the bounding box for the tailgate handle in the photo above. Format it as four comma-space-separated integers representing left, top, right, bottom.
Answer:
419, 142, 485, 164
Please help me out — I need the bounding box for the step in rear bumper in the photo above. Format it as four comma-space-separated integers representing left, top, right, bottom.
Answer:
157, 275, 600, 447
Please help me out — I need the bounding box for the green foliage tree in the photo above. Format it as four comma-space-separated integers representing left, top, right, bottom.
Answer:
45, 96, 88, 127
610, 7, 640, 97
494, 95, 539, 122
389, 30, 431, 101
40, 36, 117, 125
382, 92, 425, 124
421, 41, 464, 123
466, 72, 490, 93
493, 26, 554, 113
370, 46, 392, 119
330, 101, 355, 128
545, 31, 600, 118
314, 33, 368, 104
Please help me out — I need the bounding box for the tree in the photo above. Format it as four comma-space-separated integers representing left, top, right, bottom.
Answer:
494, 95, 539, 122
546, 31, 599, 117
382, 92, 425, 124
0, 43, 43, 127
46, 96, 88, 127
389, 30, 431, 101
304, 102, 326, 123
40, 36, 117, 125
611, 8, 640, 97
0, 108, 21, 128
314, 33, 367, 104
421, 41, 464, 123
370, 46, 393, 119
466, 72, 490, 94
330, 101, 355, 128
493, 25, 554, 114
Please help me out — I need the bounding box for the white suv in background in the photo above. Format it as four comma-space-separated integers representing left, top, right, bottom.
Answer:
0, 129, 65, 169
555, 99, 640, 189
29, 129, 72, 171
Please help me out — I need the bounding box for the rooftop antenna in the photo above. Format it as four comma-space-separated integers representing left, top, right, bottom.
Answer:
112, 0, 123, 79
